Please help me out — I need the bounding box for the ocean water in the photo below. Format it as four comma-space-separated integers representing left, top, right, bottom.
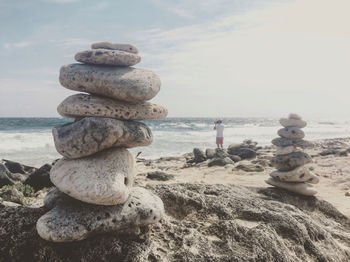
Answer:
0, 117, 349, 167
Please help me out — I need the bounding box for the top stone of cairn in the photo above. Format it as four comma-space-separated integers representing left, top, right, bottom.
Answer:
91, 42, 139, 54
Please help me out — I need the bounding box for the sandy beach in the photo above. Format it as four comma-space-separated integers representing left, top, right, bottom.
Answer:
135, 137, 350, 218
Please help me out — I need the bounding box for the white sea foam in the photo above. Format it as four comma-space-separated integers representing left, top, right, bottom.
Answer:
1, 118, 349, 166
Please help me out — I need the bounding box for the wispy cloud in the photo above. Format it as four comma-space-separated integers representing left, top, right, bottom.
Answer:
3, 41, 34, 49
50, 38, 92, 49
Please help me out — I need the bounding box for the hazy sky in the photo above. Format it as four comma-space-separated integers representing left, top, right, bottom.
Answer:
0, 0, 349, 118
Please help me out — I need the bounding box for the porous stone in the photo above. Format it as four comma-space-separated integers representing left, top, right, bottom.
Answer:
272, 137, 310, 148
36, 187, 164, 242
59, 64, 160, 102
270, 166, 319, 184
0, 188, 23, 204
75, 49, 141, 66
50, 148, 135, 205
271, 151, 312, 171
288, 113, 302, 120
53, 117, 152, 159
57, 94, 168, 120
91, 42, 139, 53
276, 146, 301, 155
266, 177, 317, 196
280, 118, 307, 128
278, 127, 305, 140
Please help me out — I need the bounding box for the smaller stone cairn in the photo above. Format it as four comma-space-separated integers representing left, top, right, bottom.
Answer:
266, 113, 319, 196
36, 42, 167, 242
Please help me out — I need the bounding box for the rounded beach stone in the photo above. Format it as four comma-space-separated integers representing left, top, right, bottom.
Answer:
265, 177, 317, 196
279, 118, 307, 128
288, 113, 302, 120
271, 151, 312, 171
36, 187, 164, 242
276, 146, 301, 155
57, 94, 168, 120
75, 49, 141, 66
272, 137, 310, 148
278, 127, 305, 140
270, 166, 319, 184
53, 117, 153, 159
59, 64, 161, 103
50, 148, 135, 205
91, 42, 139, 54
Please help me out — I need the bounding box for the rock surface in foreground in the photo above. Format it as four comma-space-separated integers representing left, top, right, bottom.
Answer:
36, 187, 164, 242
1, 184, 350, 261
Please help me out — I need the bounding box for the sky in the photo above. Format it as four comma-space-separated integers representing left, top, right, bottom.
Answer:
0, 0, 349, 118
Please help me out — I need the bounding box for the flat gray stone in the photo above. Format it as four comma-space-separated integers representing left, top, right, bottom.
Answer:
91, 42, 139, 53
272, 137, 310, 148
53, 117, 152, 159
75, 49, 141, 66
50, 148, 135, 205
270, 166, 319, 184
278, 127, 305, 139
57, 94, 168, 120
265, 177, 317, 196
279, 118, 307, 128
36, 187, 164, 242
271, 151, 312, 171
59, 64, 160, 103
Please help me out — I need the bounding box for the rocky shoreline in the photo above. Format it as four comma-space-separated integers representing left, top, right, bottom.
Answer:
1, 136, 350, 261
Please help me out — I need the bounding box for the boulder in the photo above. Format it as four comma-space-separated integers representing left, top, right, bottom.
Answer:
50, 148, 135, 205
1, 159, 35, 174
272, 137, 310, 148
193, 148, 206, 163
57, 94, 168, 120
24, 164, 53, 191
229, 155, 241, 162
146, 171, 174, 181
0, 164, 14, 187
236, 163, 264, 172
227, 146, 256, 160
266, 178, 317, 196
270, 166, 319, 184
279, 118, 307, 128
91, 42, 139, 53
205, 148, 216, 159
208, 157, 234, 167
53, 117, 153, 159
59, 64, 160, 102
271, 151, 312, 171
1, 184, 350, 261
278, 127, 305, 140
0, 188, 23, 204
74, 49, 141, 66
36, 187, 164, 242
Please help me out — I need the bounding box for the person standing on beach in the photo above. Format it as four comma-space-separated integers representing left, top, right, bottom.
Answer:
214, 119, 225, 148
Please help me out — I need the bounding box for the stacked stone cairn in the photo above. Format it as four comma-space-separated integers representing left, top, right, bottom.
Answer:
265, 113, 319, 196
36, 42, 167, 242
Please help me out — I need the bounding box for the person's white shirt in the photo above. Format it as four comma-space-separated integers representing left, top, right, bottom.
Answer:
215, 123, 224, 137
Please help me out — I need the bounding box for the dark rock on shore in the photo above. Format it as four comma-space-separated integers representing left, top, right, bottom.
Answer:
227, 146, 257, 160
1, 184, 349, 261
208, 157, 234, 167
235, 163, 264, 172
0, 164, 15, 187
2, 159, 36, 174
146, 171, 175, 181
193, 148, 206, 163
24, 164, 53, 191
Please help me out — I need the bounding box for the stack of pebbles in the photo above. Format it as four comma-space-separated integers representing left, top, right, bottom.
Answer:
265, 113, 319, 196
36, 42, 167, 242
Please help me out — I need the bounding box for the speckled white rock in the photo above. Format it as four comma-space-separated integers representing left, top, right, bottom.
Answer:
265, 177, 317, 196
53, 117, 152, 159
57, 94, 168, 120
280, 118, 307, 128
288, 113, 302, 120
59, 64, 161, 102
275, 146, 301, 155
36, 187, 165, 242
278, 127, 305, 140
75, 49, 140, 66
91, 42, 139, 54
50, 148, 135, 205
270, 166, 319, 184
